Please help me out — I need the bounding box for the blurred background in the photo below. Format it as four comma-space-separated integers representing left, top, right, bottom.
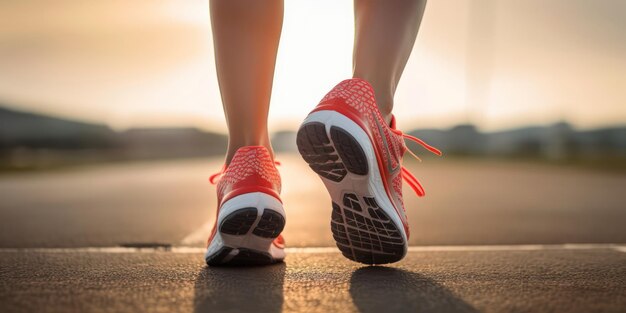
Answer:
0, 0, 624, 248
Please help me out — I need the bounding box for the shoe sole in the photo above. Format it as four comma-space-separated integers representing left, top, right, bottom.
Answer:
297, 110, 408, 264
205, 192, 286, 266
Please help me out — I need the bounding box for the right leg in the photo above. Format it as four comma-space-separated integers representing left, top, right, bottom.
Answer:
297, 0, 439, 265
353, 0, 427, 124
210, 0, 283, 165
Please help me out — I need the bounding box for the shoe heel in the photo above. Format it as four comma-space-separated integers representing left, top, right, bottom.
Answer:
205, 192, 285, 266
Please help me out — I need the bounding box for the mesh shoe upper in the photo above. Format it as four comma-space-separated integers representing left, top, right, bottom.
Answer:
212, 146, 282, 207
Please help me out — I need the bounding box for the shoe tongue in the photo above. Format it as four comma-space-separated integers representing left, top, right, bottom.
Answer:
388, 115, 404, 136
235, 145, 268, 155
390, 115, 397, 129
230, 146, 269, 165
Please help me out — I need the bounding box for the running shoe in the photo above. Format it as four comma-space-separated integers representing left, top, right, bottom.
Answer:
205, 146, 286, 266
296, 78, 441, 264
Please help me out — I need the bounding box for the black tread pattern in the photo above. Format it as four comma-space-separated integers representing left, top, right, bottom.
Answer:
219, 208, 258, 235
330, 193, 405, 264
330, 126, 368, 175
206, 247, 276, 266
208, 207, 285, 266
205, 247, 234, 266
252, 210, 285, 238
227, 248, 275, 266
296, 122, 347, 182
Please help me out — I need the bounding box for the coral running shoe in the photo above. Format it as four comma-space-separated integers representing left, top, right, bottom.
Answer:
205, 146, 286, 266
296, 78, 441, 264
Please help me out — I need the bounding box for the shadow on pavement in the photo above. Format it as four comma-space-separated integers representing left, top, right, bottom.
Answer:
194, 263, 286, 313
350, 267, 479, 313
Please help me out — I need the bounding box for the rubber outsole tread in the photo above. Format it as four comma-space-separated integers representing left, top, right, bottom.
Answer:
219, 208, 257, 235
252, 210, 286, 238
296, 122, 347, 182
297, 120, 405, 264
206, 247, 276, 266
330, 126, 368, 175
205, 247, 234, 266
331, 194, 405, 264
208, 206, 285, 266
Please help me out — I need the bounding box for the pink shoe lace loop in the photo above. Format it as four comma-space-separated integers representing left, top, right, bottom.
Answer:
209, 164, 226, 185
400, 133, 442, 197
209, 160, 281, 185
401, 167, 425, 197
402, 133, 442, 161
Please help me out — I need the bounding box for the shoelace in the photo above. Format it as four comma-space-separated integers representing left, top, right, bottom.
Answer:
208, 165, 226, 184
400, 133, 442, 197
209, 160, 281, 184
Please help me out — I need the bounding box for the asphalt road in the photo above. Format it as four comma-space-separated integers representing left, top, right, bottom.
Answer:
1, 155, 625, 312
0, 248, 624, 313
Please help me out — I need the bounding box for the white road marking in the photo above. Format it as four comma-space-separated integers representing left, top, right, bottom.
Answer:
0, 244, 624, 254
180, 220, 214, 246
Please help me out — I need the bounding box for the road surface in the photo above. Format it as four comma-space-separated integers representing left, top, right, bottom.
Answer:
0, 155, 625, 312
0, 247, 624, 312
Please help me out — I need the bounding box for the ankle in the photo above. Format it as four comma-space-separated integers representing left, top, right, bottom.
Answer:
351, 75, 394, 124
378, 102, 393, 125
372, 93, 394, 125
225, 138, 273, 165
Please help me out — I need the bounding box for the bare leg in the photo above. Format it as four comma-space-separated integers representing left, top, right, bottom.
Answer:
210, 0, 283, 164
353, 0, 427, 124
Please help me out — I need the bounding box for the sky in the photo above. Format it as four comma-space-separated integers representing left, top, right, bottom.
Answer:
0, 0, 624, 133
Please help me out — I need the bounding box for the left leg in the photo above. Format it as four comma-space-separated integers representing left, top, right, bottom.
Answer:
352, 0, 427, 124
210, 0, 284, 165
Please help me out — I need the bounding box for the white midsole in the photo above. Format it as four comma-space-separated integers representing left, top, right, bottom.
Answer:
301, 110, 408, 254
204, 192, 286, 262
